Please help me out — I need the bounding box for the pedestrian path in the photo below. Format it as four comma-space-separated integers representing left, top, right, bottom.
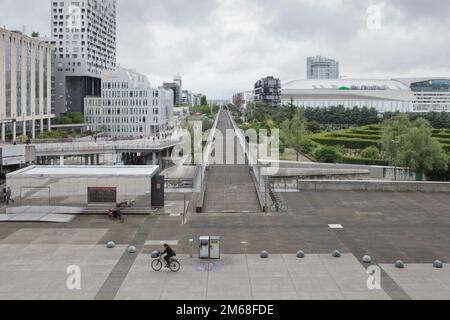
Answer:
1, 206, 81, 223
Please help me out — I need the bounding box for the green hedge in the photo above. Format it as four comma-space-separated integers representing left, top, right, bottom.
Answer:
311, 136, 381, 149
329, 133, 381, 141
340, 156, 389, 166
350, 130, 381, 136
433, 133, 450, 139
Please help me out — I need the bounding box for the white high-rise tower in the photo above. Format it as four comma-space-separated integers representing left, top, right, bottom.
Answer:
50, 0, 117, 115
307, 56, 339, 80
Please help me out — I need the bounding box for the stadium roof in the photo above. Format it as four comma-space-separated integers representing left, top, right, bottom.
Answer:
282, 79, 410, 90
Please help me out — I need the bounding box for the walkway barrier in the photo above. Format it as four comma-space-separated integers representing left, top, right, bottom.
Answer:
226, 111, 266, 212
297, 180, 450, 193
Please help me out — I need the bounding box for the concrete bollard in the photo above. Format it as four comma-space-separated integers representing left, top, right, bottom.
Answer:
106, 241, 115, 249
128, 246, 137, 254
395, 260, 405, 269
362, 255, 372, 263
260, 251, 269, 259
433, 260, 443, 269
296, 251, 305, 258
332, 250, 341, 258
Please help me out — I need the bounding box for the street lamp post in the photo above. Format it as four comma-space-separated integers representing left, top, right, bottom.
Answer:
392, 140, 400, 181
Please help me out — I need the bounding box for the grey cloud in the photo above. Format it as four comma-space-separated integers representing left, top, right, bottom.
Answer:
1, 0, 449, 99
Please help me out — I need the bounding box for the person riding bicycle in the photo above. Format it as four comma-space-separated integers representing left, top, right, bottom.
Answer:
161, 243, 176, 268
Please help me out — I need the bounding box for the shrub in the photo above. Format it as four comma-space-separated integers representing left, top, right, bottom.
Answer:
310, 136, 381, 149
361, 146, 381, 159
306, 121, 321, 133
300, 138, 318, 154
313, 146, 343, 163
60, 116, 73, 125
340, 156, 389, 166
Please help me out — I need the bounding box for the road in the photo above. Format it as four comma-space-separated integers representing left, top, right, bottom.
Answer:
203, 110, 261, 213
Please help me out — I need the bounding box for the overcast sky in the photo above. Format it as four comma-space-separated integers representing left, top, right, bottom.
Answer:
1, 0, 450, 98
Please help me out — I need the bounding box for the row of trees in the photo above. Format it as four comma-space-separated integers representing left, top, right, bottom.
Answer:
244, 101, 450, 129
244, 103, 381, 127
383, 111, 450, 129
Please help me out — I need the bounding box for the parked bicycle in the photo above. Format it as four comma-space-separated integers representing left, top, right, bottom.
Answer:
117, 199, 136, 209
151, 252, 181, 272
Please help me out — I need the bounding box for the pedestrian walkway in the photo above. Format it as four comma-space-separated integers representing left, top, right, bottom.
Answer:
203, 111, 261, 213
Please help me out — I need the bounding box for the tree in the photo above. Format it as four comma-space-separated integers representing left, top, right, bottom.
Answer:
67, 112, 84, 124
60, 116, 73, 125
281, 109, 307, 161
361, 146, 381, 159
382, 115, 449, 180
200, 96, 207, 106
31, 32, 39, 38
314, 145, 343, 163
306, 121, 321, 133
202, 117, 214, 132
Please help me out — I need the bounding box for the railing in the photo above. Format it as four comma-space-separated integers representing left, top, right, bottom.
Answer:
34, 134, 183, 155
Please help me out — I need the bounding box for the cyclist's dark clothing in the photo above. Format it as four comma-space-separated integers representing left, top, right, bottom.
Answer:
162, 246, 176, 266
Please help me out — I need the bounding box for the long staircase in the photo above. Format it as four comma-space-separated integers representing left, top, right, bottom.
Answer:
202, 111, 261, 213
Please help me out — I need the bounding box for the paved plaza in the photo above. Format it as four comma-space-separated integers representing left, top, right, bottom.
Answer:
0, 189, 449, 300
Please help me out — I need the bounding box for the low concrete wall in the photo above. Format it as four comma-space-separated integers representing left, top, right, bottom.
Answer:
298, 180, 450, 193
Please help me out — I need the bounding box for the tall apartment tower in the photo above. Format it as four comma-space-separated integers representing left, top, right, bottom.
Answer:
307, 56, 339, 79
51, 0, 117, 116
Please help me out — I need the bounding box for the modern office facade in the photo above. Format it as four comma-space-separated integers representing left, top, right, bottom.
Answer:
394, 78, 450, 112
0, 28, 55, 141
254, 76, 281, 108
51, 0, 117, 116
233, 91, 253, 109
307, 56, 339, 80
163, 76, 182, 107
84, 67, 174, 137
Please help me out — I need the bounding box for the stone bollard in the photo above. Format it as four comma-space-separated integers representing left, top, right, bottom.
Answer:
362, 255, 372, 263
332, 250, 341, 258
128, 246, 137, 254
260, 251, 269, 259
296, 251, 305, 258
395, 260, 405, 269
433, 260, 443, 269
106, 241, 115, 249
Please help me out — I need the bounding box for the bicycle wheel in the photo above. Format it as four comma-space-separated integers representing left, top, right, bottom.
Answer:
280, 204, 289, 212
169, 260, 181, 273
151, 259, 163, 271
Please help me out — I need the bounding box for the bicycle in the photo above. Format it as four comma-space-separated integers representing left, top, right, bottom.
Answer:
151, 255, 181, 272
270, 202, 289, 213
108, 208, 125, 223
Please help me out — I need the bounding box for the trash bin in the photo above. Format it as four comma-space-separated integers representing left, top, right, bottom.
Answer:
210, 236, 221, 259
199, 236, 210, 259
199, 236, 221, 259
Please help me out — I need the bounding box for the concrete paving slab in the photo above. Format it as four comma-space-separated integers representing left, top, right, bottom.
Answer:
381, 264, 450, 300
40, 214, 77, 223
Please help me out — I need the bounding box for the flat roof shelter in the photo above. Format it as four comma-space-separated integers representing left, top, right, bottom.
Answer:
6, 166, 160, 208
